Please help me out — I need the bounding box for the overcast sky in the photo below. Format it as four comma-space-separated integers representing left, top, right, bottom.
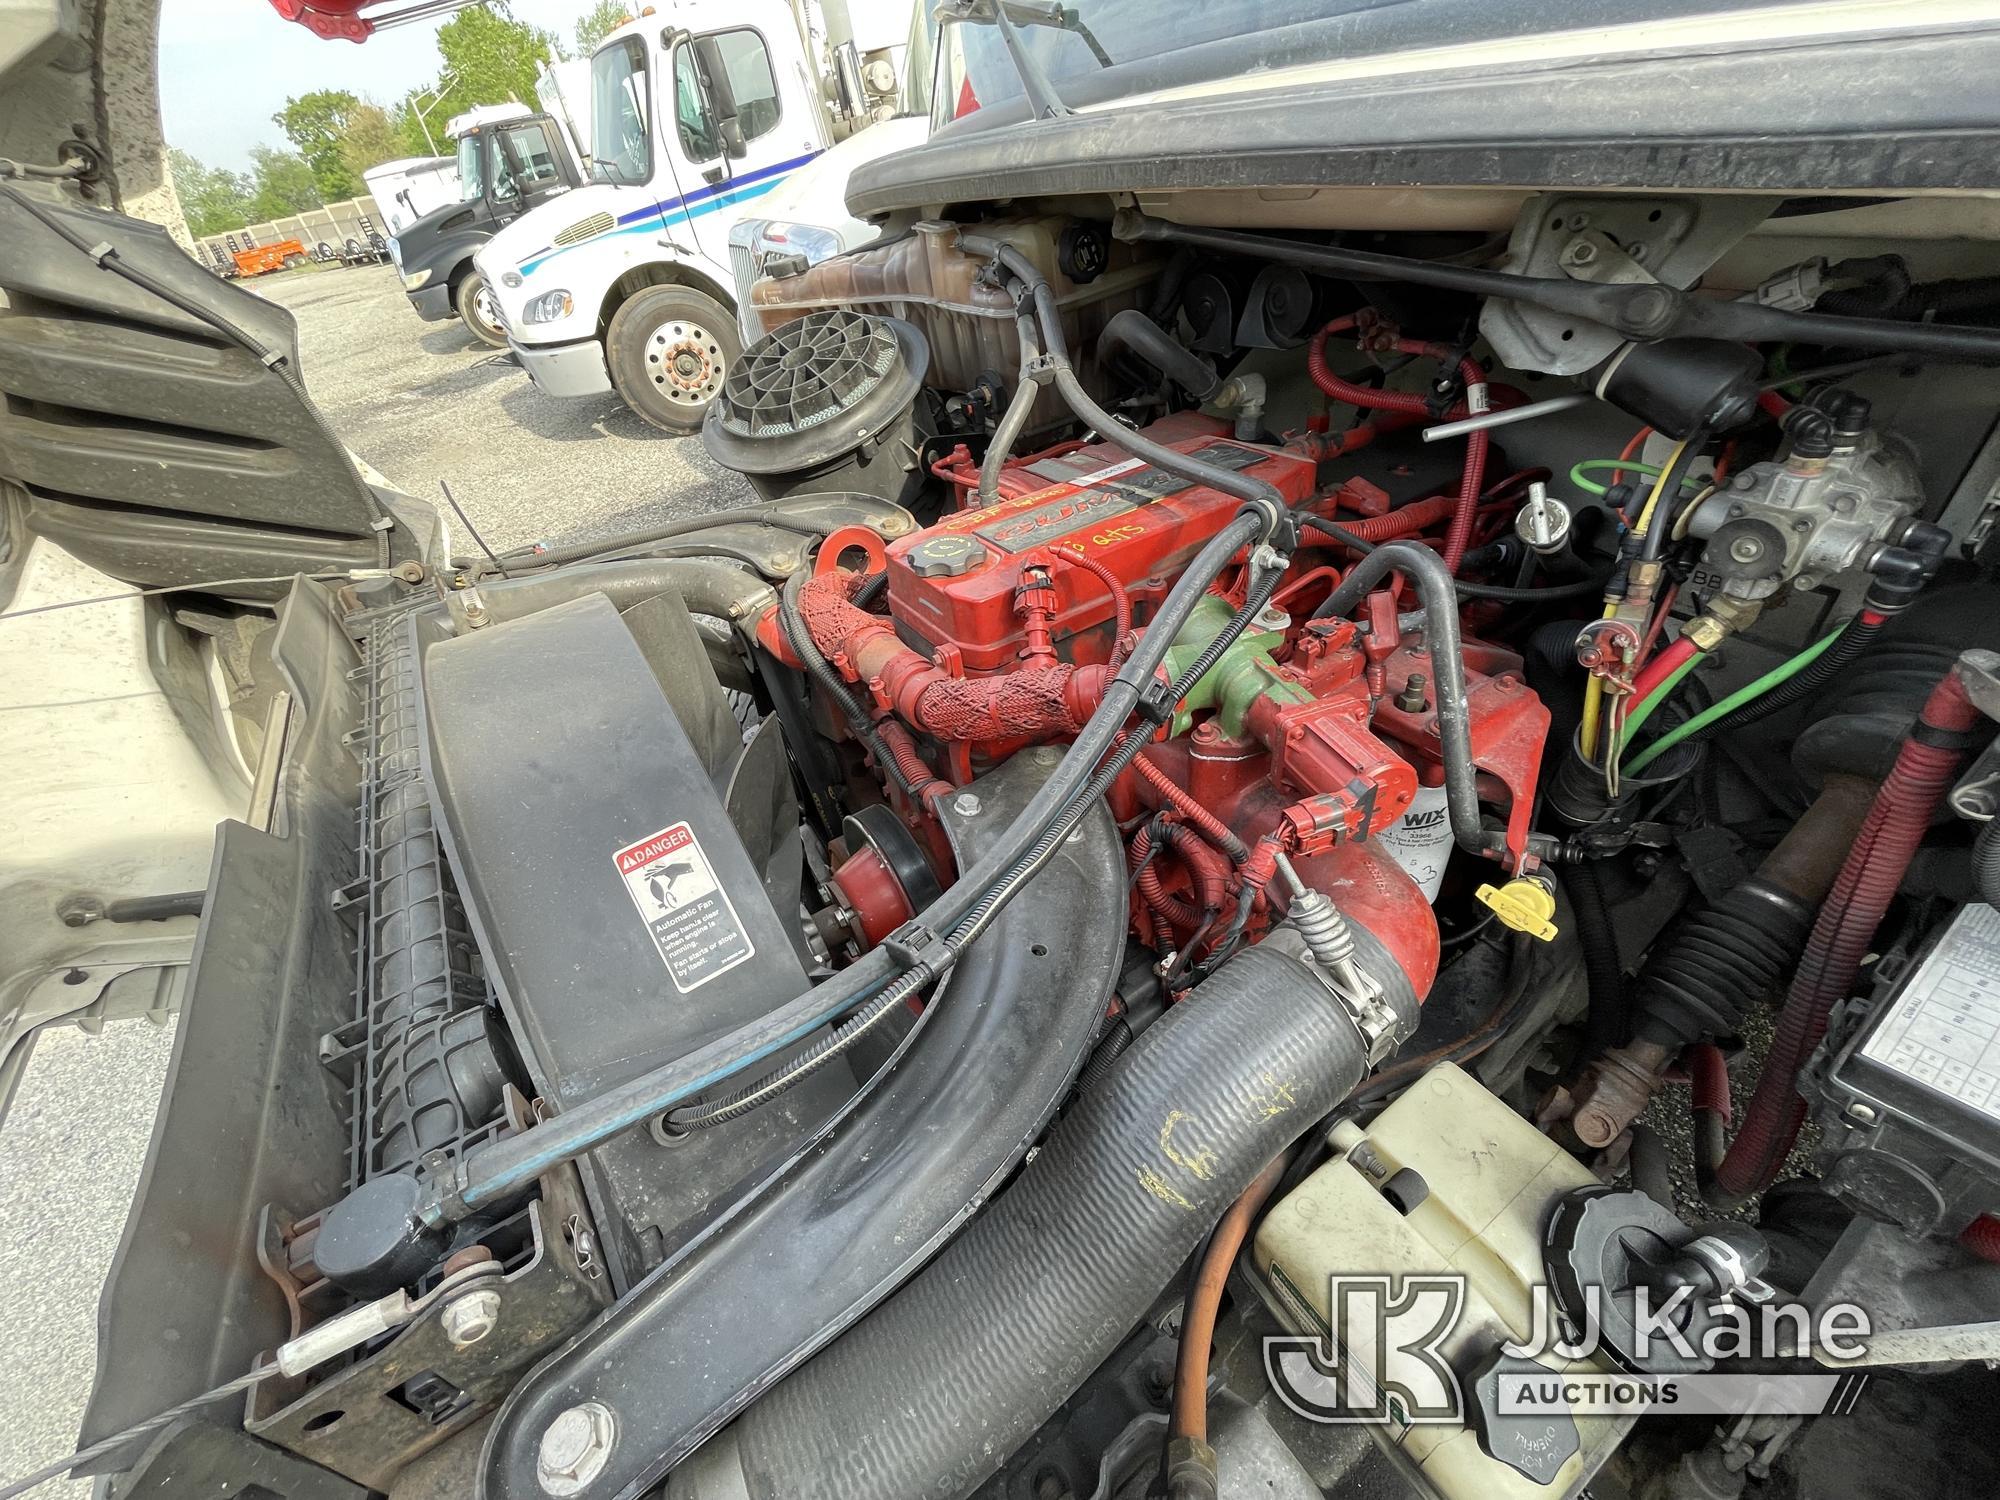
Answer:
160, 0, 595, 170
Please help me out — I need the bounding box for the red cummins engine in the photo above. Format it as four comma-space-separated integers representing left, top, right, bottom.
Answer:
766, 411, 1550, 1001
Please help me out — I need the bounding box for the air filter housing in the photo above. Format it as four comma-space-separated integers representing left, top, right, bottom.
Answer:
702, 308, 932, 505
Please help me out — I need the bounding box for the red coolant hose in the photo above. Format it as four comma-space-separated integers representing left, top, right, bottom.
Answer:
1713, 668, 1984, 1200
1307, 319, 1491, 575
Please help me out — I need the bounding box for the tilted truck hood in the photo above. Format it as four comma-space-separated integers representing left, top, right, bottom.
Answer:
0, 194, 417, 596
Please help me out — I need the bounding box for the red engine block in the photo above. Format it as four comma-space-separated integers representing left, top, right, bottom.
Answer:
885, 413, 1316, 672
798, 411, 1551, 1001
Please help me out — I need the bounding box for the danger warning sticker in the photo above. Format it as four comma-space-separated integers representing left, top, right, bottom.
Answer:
613, 821, 755, 993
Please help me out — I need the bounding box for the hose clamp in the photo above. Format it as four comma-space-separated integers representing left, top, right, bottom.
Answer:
1293, 948, 1400, 1064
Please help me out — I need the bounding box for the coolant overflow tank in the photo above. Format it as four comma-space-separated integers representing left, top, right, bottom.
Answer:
1252, 1064, 1633, 1499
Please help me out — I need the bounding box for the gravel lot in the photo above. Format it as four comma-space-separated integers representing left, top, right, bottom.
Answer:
0, 261, 747, 1495
263, 261, 751, 553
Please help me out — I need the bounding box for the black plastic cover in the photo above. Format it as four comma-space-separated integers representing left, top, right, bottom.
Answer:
418, 593, 852, 1290
0, 196, 391, 592
477, 745, 1127, 1500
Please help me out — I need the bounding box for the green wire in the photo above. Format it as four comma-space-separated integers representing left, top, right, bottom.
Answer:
1568, 458, 1710, 498
1624, 622, 1849, 775
1618, 652, 1703, 743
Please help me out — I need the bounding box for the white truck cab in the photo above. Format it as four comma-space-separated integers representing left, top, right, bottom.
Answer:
476, 0, 916, 431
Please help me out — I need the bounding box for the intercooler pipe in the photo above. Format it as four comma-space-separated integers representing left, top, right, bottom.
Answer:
673, 931, 1416, 1500
451, 557, 775, 632
1308, 541, 1506, 861
1714, 662, 1988, 1202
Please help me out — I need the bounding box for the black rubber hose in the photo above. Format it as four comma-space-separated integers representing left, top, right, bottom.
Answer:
1639, 426, 1711, 563
695, 936, 1413, 1500
488, 509, 836, 574
1309, 541, 1503, 859
1628, 1123, 1677, 1211
1115, 213, 2000, 365
1299, 517, 1608, 601
1975, 820, 2000, 910
1676, 612, 1883, 746
1568, 864, 1628, 1055
979, 311, 1044, 505
1099, 307, 1221, 402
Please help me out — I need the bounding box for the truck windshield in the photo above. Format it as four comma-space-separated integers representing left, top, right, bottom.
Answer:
896, 1, 936, 118
590, 37, 651, 184
455, 132, 484, 200
932, 0, 1786, 127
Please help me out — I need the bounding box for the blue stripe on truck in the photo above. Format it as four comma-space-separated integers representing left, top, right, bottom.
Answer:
516, 152, 817, 275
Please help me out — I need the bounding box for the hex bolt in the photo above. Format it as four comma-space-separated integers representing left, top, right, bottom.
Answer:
442, 1287, 501, 1350
1396, 672, 1429, 713
538, 1401, 618, 1496
952, 792, 982, 818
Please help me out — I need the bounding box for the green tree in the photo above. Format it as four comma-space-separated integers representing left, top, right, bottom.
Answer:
168, 147, 252, 238
274, 89, 365, 201
573, 0, 626, 55
335, 101, 410, 181
421, 4, 560, 125
245, 145, 323, 220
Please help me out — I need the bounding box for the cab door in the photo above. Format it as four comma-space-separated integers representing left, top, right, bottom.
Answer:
487, 117, 578, 223
661, 13, 827, 257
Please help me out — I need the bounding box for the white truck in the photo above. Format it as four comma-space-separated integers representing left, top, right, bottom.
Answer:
362, 156, 462, 236
474, 0, 920, 431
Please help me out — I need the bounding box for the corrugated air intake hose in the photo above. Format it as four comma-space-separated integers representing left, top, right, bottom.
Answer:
670, 930, 1416, 1500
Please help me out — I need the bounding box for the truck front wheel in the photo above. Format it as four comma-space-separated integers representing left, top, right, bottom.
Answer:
605, 286, 739, 433
456, 271, 509, 348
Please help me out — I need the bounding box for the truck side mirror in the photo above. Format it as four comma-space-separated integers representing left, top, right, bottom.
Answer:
692, 35, 748, 160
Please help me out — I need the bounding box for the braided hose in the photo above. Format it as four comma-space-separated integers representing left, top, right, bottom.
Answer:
1713, 669, 1982, 1200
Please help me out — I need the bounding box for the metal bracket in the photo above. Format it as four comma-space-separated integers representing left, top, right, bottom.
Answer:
1481, 194, 1781, 374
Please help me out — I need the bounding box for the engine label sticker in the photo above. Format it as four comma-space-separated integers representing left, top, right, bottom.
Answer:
969, 441, 1271, 553
1859, 901, 2000, 1124
613, 821, 755, 994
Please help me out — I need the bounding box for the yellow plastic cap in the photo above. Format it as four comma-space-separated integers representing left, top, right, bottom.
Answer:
1475, 879, 1559, 942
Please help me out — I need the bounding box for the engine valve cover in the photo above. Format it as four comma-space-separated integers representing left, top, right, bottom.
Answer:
886, 414, 1315, 673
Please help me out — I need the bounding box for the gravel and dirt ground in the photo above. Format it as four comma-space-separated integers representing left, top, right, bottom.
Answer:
0, 260, 753, 1495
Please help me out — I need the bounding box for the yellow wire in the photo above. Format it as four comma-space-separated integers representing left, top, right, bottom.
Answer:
1588, 438, 1690, 763
1630, 436, 1691, 538
1578, 600, 1619, 761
